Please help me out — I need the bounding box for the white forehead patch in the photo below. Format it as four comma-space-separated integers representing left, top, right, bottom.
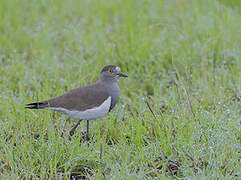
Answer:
116, 66, 120, 72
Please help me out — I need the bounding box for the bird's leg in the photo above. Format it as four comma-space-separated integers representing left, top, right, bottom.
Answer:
86, 120, 90, 141
69, 119, 82, 136
61, 117, 70, 137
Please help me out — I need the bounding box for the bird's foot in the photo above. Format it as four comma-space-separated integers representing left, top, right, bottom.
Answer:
69, 129, 75, 136
86, 135, 90, 141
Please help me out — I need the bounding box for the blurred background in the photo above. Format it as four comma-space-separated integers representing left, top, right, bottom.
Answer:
0, 0, 240, 179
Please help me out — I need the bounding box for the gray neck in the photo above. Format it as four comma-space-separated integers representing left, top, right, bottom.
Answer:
100, 74, 119, 83
99, 79, 120, 112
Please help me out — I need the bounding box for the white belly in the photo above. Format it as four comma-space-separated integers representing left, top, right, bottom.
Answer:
46, 96, 111, 120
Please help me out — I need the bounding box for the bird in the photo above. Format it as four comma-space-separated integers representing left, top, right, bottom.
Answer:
25, 65, 128, 141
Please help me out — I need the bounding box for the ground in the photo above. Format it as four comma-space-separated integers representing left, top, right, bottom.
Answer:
0, 0, 240, 179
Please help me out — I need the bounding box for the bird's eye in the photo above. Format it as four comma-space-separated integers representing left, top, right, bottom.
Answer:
108, 69, 113, 73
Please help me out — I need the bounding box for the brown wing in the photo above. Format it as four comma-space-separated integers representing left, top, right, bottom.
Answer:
25, 82, 110, 111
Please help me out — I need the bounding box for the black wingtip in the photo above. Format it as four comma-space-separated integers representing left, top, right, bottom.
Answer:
25, 106, 37, 109
25, 102, 44, 109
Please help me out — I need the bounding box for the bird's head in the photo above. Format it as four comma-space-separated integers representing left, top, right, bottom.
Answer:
100, 65, 128, 82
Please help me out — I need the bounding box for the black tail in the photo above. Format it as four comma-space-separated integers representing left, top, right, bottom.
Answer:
25, 102, 46, 109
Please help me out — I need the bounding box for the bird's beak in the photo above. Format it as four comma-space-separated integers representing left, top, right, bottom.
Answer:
118, 72, 128, 77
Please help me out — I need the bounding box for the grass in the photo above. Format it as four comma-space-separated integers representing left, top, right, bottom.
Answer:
0, 0, 240, 179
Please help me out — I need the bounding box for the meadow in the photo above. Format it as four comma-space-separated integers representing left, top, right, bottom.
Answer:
0, 0, 240, 179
